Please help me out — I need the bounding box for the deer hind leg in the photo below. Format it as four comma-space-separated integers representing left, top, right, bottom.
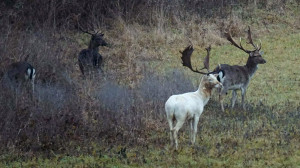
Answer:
29, 80, 35, 100
167, 117, 174, 147
173, 120, 185, 150
231, 90, 237, 108
241, 88, 247, 110
79, 62, 85, 76
189, 118, 194, 144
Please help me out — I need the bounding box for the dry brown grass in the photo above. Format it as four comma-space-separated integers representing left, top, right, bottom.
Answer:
0, 1, 299, 167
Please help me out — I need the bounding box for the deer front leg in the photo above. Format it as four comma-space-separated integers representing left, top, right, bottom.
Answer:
167, 118, 174, 147
220, 94, 225, 112
173, 120, 185, 150
192, 116, 200, 145
219, 88, 227, 112
241, 88, 247, 110
189, 119, 194, 144
231, 90, 237, 108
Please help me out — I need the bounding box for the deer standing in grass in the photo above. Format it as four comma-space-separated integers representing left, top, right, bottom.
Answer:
78, 28, 108, 76
165, 45, 223, 150
214, 27, 266, 112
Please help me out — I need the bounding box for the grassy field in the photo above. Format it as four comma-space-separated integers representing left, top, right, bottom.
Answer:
1, 1, 300, 167
1, 28, 299, 167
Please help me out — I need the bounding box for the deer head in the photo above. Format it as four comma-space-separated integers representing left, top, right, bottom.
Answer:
91, 32, 107, 47
225, 26, 266, 65
79, 27, 107, 47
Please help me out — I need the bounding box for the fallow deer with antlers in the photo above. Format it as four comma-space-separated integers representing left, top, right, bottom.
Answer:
78, 28, 108, 76
214, 26, 266, 112
165, 45, 223, 150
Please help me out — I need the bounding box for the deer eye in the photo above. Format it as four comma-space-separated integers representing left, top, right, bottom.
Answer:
209, 77, 215, 82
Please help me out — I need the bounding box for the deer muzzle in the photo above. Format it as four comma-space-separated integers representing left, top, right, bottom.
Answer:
216, 82, 223, 89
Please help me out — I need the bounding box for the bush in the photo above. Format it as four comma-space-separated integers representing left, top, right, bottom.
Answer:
0, 63, 195, 152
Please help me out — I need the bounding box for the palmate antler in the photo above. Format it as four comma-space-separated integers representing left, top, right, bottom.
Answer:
246, 26, 261, 51
203, 45, 211, 71
225, 26, 261, 54
180, 45, 211, 74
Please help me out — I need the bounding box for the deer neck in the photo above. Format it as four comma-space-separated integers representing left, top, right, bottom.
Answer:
88, 41, 99, 51
245, 57, 258, 77
197, 77, 212, 102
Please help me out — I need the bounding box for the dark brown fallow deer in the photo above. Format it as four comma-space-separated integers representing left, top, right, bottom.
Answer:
214, 26, 266, 112
78, 27, 108, 76
5, 61, 36, 95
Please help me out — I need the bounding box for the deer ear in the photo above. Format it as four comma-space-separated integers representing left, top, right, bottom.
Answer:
219, 70, 224, 78
249, 52, 254, 57
217, 70, 225, 82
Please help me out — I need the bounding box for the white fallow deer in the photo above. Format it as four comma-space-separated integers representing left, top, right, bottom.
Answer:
165, 45, 223, 150
214, 26, 266, 112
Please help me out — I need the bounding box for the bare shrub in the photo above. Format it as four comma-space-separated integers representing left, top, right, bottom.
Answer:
95, 80, 135, 136
0, 0, 294, 30
138, 70, 194, 119
0, 27, 81, 152
0, 79, 81, 151
74, 69, 194, 144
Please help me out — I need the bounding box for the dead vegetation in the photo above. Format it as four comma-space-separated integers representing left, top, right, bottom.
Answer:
0, 0, 299, 166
